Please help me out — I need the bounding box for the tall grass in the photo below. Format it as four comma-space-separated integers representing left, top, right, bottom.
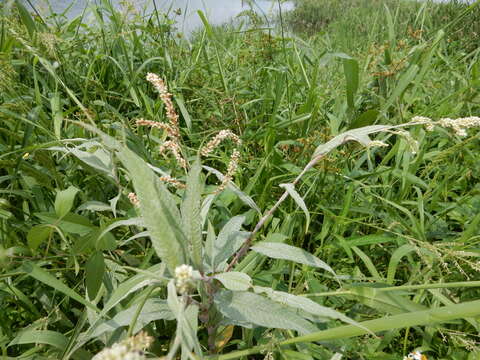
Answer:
1, 0, 480, 358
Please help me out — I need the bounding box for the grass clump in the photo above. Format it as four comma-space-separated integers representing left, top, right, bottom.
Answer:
1, 0, 480, 359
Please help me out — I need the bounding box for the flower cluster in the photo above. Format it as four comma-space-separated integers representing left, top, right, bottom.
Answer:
201, 130, 242, 192
412, 115, 480, 137
403, 351, 427, 360
159, 175, 186, 189
159, 140, 187, 169
137, 74, 242, 192
136, 73, 187, 187
175, 264, 193, 294
367, 140, 389, 148
145, 73, 180, 139
216, 149, 241, 193
128, 192, 140, 207
201, 130, 241, 157
92, 332, 153, 360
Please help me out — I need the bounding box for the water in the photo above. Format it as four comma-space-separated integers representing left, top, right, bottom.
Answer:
27, 0, 294, 33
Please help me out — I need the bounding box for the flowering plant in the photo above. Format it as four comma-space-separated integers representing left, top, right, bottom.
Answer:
65, 74, 480, 359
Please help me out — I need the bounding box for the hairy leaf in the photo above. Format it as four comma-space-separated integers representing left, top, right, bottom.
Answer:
214, 290, 318, 335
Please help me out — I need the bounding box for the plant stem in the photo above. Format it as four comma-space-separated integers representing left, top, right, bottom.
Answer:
303, 280, 480, 297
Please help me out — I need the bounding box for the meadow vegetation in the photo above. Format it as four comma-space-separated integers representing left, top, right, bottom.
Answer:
1, 0, 480, 359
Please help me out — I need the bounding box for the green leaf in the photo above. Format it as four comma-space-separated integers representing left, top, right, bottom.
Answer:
27, 225, 52, 251
175, 94, 192, 131
55, 186, 80, 219
88, 299, 174, 339
217, 299, 480, 359
14, 0, 37, 38
181, 159, 204, 270
386, 244, 416, 284
213, 216, 247, 270
381, 65, 419, 112
85, 252, 105, 300
35, 212, 94, 235
343, 58, 359, 109
214, 290, 318, 335
9, 330, 67, 350
345, 286, 426, 314
21, 262, 98, 311
203, 166, 261, 214
279, 183, 310, 233
214, 272, 252, 291
253, 286, 368, 332
350, 109, 379, 129
96, 217, 145, 243
116, 147, 186, 274
251, 242, 335, 276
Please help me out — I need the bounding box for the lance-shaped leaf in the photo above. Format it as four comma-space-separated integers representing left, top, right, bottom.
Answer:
312, 125, 391, 158
88, 299, 174, 339
213, 216, 247, 271
181, 159, 204, 270
167, 280, 203, 358
253, 286, 369, 332
55, 186, 79, 219
279, 183, 310, 233
251, 242, 336, 276
214, 290, 318, 335
215, 272, 252, 291
116, 147, 186, 274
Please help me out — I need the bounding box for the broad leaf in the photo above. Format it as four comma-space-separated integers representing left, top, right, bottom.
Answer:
55, 186, 79, 219
214, 290, 318, 335
88, 299, 174, 339
181, 159, 204, 270
253, 286, 368, 331
215, 272, 252, 291
85, 252, 105, 300
27, 225, 53, 251
213, 216, 247, 271
116, 147, 186, 274
9, 330, 67, 350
